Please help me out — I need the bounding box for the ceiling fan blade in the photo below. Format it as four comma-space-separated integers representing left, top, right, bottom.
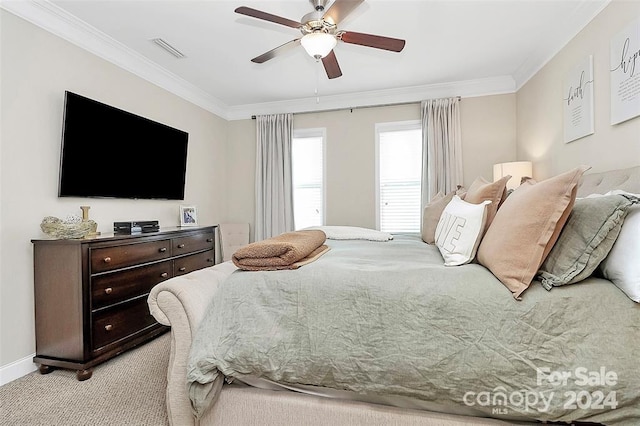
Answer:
235, 6, 301, 29
322, 0, 364, 25
321, 50, 342, 79
251, 39, 301, 63
340, 31, 405, 52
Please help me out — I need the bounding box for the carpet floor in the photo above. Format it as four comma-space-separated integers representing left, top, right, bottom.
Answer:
0, 332, 170, 426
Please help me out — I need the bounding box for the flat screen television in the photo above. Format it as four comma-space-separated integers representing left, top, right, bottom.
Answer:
58, 91, 189, 200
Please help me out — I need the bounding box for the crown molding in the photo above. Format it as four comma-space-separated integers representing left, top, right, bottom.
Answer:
1, 0, 229, 118
512, 0, 610, 90
224, 76, 516, 120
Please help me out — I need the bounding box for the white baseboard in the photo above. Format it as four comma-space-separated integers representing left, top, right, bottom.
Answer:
0, 353, 37, 386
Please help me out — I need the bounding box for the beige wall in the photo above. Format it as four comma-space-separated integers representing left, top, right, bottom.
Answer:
461, 95, 517, 184
517, 0, 640, 179
226, 95, 516, 235
226, 120, 256, 230
0, 11, 228, 367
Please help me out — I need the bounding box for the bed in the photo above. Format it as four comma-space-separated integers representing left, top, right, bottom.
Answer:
148, 165, 640, 426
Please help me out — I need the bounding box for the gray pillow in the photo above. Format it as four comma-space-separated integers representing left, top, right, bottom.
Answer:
538, 194, 638, 289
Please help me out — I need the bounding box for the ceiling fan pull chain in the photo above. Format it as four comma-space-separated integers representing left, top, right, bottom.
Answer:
315, 59, 320, 104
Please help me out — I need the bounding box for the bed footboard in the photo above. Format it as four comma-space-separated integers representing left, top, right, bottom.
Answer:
148, 259, 526, 426
148, 262, 237, 426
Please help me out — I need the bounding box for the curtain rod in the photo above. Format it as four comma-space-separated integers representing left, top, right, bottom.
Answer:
251, 96, 461, 119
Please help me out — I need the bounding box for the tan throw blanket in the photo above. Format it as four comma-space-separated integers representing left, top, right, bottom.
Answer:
232, 230, 329, 271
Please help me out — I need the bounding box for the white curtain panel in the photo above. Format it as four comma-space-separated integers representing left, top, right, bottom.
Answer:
421, 97, 463, 207
254, 114, 295, 241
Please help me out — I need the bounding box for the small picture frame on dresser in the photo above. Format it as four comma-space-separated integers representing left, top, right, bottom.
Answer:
179, 205, 198, 227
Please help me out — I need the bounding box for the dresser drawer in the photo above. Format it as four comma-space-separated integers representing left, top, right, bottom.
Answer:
174, 249, 215, 276
33, 226, 216, 379
92, 297, 157, 351
91, 239, 172, 273
91, 260, 172, 310
173, 232, 214, 256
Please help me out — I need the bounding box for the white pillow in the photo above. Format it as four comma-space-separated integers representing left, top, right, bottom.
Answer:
304, 226, 393, 241
434, 196, 491, 266
599, 191, 640, 303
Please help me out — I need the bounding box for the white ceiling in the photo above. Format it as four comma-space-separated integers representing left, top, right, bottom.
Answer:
4, 0, 609, 119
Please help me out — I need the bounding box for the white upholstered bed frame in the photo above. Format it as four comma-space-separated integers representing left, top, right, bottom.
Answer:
148, 165, 639, 426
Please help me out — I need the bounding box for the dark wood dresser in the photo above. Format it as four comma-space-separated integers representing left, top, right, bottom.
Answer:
32, 225, 216, 380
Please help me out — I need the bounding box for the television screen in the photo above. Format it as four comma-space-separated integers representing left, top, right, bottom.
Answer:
58, 91, 188, 200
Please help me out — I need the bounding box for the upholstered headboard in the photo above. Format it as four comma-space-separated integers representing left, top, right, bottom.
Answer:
576, 165, 640, 197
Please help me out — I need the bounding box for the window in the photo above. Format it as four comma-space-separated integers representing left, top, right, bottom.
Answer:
376, 121, 422, 233
292, 129, 325, 230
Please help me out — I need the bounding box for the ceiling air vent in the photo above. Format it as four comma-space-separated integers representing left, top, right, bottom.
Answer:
151, 38, 186, 59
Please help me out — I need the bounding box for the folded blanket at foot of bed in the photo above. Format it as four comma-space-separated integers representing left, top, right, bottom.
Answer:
232, 230, 329, 271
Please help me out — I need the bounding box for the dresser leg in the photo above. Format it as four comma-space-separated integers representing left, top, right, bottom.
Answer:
76, 368, 93, 381
38, 364, 54, 375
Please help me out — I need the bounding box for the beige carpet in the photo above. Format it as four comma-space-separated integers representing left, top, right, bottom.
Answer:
0, 332, 170, 426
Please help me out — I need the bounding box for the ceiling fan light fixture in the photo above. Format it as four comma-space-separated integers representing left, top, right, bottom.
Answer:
300, 32, 337, 59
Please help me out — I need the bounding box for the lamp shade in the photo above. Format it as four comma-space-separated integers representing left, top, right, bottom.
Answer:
300, 32, 337, 59
493, 161, 533, 191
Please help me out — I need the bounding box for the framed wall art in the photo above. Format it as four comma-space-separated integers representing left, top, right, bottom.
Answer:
563, 55, 595, 143
610, 17, 640, 125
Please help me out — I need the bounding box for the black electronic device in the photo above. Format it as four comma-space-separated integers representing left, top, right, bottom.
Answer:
58, 91, 189, 200
114, 221, 160, 234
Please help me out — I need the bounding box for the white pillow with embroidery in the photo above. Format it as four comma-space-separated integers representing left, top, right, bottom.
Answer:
435, 196, 491, 266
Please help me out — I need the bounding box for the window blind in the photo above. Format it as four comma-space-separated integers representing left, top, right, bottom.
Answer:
292, 134, 323, 230
378, 126, 422, 233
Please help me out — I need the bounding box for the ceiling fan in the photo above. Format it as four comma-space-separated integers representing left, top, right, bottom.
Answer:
235, 0, 406, 79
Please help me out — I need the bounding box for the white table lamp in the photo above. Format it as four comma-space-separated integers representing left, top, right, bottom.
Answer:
493, 161, 533, 191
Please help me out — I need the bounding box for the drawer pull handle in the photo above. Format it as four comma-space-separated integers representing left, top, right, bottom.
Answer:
207, 258, 214, 263
105, 324, 113, 331
206, 238, 213, 243
160, 272, 168, 278
179, 267, 186, 272
104, 288, 113, 295
103, 257, 111, 263
177, 244, 185, 248
159, 247, 167, 253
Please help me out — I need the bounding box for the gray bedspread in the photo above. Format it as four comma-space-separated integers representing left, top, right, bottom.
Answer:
187, 235, 640, 425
